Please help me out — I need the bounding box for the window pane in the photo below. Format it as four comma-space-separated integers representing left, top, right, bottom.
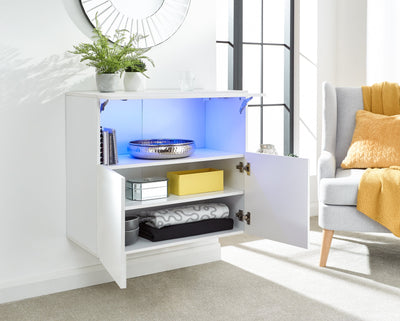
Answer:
247, 106, 261, 153
216, 43, 233, 90
263, 45, 285, 104
243, 44, 261, 104
284, 0, 291, 46
262, 105, 286, 155
263, 0, 286, 44
216, 0, 233, 42
243, 0, 261, 43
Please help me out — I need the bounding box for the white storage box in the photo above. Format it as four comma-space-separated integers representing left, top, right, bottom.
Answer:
125, 177, 168, 201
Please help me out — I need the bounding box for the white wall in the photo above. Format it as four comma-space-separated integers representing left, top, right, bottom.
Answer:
296, 0, 334, 215
296, 0, 367, 215
366, 0, 400, 84
336, 0, 367, 87
0, 0, 215, 303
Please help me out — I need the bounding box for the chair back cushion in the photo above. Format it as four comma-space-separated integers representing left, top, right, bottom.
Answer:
335, 87, 364, 167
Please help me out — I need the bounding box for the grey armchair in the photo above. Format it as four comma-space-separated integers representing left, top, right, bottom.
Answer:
318, 82, 390, 267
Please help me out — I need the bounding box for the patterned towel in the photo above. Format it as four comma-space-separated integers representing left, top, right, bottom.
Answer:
136, 203, 229, 229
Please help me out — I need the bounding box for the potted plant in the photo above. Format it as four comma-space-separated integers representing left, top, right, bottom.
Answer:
70, 18, 138, 92
123, 49, 155, 91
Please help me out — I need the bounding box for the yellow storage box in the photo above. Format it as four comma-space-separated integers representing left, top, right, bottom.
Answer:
167, 168, 224, 196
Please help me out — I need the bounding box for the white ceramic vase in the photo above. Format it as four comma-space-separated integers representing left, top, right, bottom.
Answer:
124, 72, 144, 91
96, 73, 120, 92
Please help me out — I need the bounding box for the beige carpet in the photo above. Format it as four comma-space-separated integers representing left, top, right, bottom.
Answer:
1, 217, 400, 321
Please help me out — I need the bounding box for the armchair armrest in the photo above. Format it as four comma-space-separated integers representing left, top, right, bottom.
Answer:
318, 150, 336, 180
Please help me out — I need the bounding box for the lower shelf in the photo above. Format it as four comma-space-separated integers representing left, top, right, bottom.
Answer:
125, 225, 243, 255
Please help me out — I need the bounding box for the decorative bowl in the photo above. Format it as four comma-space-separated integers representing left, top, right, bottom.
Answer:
128, 139, 195, 159
125, 227, 139, 245
125, 216, 139, 230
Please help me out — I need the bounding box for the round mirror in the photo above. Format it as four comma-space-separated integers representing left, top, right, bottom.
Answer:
80, 0, 191, 48
112, 0, 164, 20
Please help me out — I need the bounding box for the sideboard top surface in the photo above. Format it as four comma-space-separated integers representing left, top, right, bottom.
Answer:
66, 90, 251, 100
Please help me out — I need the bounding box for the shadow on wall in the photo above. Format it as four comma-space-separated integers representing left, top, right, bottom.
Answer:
0, 45, 93, 113
0, 45, 94, 247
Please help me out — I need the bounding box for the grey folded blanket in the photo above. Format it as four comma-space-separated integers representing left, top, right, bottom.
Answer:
136, 203, 229, 229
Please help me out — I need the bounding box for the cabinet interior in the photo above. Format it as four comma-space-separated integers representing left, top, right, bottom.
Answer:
100, 97, 246, 157
100, 97, 248, 252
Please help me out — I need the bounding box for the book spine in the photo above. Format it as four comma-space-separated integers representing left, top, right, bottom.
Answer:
102, 127, 118, 165
112, 128, 118, 164
100, 127, 104, 165
103, 130, 109, 165
108, 131, 114, 165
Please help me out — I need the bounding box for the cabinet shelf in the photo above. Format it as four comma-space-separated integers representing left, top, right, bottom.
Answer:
125, 187, 244, 211
125, 225, 243, 255
109, 149, 244, 169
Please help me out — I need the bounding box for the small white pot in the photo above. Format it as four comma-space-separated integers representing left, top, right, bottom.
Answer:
124, 72, 145, 91
96, 73, 120, 92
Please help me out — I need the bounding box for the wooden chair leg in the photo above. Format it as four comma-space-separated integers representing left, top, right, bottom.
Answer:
319, 229, 334, 267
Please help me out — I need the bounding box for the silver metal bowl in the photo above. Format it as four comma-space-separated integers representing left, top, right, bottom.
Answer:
128, 139, 195, 159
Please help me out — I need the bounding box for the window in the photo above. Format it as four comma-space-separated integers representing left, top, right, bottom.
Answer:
216, 0, 234, 90
216, 0, 294, 155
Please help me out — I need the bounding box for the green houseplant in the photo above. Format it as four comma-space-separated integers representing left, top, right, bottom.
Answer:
125, 58, 148, 75
70, 18, 139, 92
123, 47, 155, 91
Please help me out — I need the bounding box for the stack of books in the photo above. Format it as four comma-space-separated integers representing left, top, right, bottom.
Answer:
100, 127, 118, 165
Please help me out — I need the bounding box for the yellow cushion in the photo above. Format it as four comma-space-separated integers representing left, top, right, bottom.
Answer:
341, 110, 400, 169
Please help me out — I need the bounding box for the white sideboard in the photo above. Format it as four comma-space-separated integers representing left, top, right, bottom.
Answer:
65, 90, 309, 288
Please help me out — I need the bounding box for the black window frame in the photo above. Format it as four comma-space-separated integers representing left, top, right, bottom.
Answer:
224, 0, 295, 155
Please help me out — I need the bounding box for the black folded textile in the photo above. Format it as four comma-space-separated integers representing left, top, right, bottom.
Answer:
139, 218, 234, 242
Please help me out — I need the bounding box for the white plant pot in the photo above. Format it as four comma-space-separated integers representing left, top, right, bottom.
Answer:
124, 72, 145, 91
96, 73, 120, 92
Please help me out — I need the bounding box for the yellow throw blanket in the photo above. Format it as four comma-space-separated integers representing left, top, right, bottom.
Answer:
358, 82, 400, 235
362, 81, 400, 115
357, 167, 400, 236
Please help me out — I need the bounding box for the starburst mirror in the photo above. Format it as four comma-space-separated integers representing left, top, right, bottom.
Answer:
80, 0, 191, 48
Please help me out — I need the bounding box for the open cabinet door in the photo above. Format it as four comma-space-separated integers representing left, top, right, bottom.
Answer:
98, 166, 127, 288
244, 153, 309, 248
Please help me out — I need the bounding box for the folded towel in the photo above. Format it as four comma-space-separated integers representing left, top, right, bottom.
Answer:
136, 203, 229, 229
139, 218, 234, 242
357, 167, 400, 236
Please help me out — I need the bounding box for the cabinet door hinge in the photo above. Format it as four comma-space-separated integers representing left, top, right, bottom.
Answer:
236, 162, 250, 175
100, 99, 109, 112
236, 210, 251, 225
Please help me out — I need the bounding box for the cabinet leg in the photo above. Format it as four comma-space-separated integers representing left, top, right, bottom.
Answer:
319, 229, 334, 267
